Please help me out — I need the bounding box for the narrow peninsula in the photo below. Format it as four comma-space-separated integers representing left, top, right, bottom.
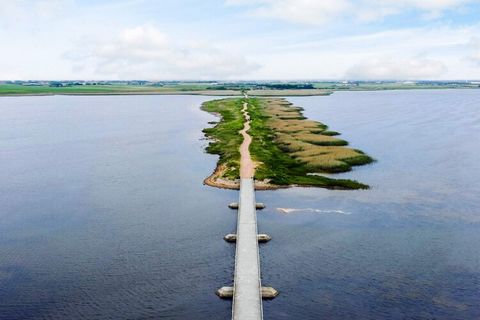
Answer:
202, 97, 374, 190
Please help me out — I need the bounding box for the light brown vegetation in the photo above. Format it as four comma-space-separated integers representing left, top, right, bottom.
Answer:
263, 98, 372, 173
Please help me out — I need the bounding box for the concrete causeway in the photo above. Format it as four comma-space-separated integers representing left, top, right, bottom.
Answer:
232, 178, 263, 320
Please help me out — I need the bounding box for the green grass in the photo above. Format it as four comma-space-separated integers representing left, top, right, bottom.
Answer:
0, 83, 219, 95
202, 97, 373, 190
247, 98, 369, 189
201, 98, 245, 179
261, 98, 374, 174
321, 130, 340, 136
0, 84, 173, 95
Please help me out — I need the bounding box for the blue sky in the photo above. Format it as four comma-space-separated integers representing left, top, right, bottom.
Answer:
1, 0, 480, 80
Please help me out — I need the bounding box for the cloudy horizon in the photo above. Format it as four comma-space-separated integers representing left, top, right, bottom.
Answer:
1, 0, 480, 80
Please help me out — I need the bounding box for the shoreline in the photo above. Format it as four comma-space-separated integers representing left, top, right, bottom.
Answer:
1, 87, 479, 98
203, 172, 364, 191
203, 175, 282, 191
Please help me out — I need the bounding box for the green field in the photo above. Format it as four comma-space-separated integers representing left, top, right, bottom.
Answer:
0, 83, 214, 95
0, 83, 332, 96
1, 80, 477, 96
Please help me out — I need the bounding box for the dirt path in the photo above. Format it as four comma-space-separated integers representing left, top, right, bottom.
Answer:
239, 97, 255, 179
204, 95, 279, 189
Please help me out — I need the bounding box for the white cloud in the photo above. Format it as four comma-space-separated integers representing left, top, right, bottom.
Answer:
356, 0, 474, 21
468, 38, 480, 66
69, 24, 259, 80
254, 0, 350, 26
400, 0, 471, 11
1, 1, 479, 80
345, 56, 447, 79
227, 0, 475, 25
226, 0, 350, 25
244, 24, 480, 80
0, 0, 72, 27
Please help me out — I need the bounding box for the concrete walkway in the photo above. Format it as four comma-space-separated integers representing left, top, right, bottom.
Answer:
232, 178, 263, 320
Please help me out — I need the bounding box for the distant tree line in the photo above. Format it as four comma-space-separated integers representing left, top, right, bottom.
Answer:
262, 83, 314, 90
206, 83, 314, 90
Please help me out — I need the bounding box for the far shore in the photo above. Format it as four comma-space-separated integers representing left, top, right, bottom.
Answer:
3, 87, 478, 98
2, 82, 478, 98
0, 89, 332, 97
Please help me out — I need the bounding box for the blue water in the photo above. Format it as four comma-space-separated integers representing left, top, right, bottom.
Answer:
1, 91, 479, 319
259, 90, 480, 319
0, 95, 236, 319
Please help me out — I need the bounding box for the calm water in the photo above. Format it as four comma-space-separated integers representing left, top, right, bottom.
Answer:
1, 91, 479, 319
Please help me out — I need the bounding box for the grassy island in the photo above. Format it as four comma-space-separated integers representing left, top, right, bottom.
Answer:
202, 97, 374, 190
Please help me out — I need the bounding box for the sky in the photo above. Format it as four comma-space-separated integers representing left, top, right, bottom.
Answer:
1, 0, 480, 80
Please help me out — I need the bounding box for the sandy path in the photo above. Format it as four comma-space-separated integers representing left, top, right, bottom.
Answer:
204, 95, 280, 189
239, 97, 255, 179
